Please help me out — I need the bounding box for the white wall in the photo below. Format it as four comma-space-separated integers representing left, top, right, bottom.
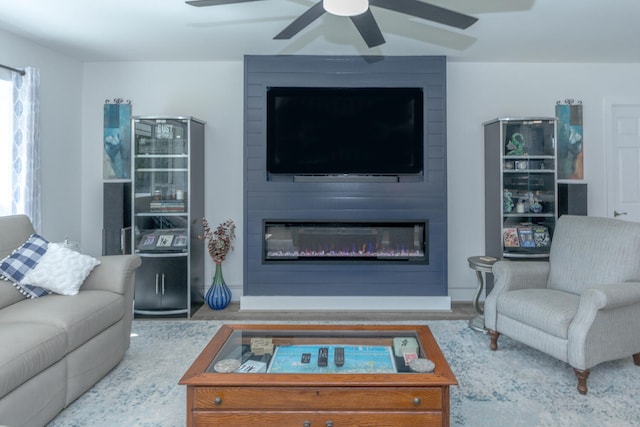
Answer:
447, 62, 640, 300
0, 29, 83, 242
4, 29, 640, 302
80, 62, 245, 292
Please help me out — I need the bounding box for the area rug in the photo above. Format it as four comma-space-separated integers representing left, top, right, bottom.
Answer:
48, 320, 640, 427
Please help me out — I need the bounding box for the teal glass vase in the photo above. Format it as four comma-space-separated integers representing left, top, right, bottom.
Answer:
205, 262, 231, 310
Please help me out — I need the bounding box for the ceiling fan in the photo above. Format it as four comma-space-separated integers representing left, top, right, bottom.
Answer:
186, 0, 478, 48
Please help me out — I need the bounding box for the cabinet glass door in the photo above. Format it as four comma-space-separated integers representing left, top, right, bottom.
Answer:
501, 119, 557, 257
132, 118, 189, 253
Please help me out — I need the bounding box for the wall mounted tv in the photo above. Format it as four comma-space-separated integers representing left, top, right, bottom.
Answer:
266, 87, 424, 178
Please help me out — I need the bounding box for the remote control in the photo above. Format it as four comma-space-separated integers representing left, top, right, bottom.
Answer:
301, 353, 311, 364
334, 347, 345, 367
317, 347, 328, 367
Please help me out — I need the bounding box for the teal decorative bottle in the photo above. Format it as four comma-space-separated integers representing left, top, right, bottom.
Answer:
205, 262, 231, 310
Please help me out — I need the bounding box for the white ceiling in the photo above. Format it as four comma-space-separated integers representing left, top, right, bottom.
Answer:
0, 0, 639, 63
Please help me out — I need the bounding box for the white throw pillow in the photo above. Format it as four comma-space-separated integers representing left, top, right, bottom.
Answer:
21, 243, 100, 295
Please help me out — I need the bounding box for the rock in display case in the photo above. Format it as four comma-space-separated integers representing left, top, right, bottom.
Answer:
484, 118, 558, 258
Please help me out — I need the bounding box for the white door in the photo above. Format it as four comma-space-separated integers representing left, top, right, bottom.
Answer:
609, 104, 640, 223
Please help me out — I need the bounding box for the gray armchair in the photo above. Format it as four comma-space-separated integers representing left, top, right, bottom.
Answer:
485, 215, 640, 394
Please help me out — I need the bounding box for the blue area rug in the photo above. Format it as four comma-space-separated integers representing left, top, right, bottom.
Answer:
48, 320, 640, 427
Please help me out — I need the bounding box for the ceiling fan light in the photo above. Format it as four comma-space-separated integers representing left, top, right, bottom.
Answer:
323, 0, 369, 17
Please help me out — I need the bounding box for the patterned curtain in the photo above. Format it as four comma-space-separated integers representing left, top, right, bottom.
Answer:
12, 67, 41, 231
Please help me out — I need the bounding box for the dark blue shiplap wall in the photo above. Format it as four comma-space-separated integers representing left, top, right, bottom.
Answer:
244, 55, 447, 297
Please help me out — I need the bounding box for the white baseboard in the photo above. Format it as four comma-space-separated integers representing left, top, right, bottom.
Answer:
240, 296, 451, 311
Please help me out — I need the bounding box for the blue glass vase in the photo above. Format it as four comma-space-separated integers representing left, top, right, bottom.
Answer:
205, 262, 231, 310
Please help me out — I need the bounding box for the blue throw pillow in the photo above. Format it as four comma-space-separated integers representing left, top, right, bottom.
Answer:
0, 233, 52, 298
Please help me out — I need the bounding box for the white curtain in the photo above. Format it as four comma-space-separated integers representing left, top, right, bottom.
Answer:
11, 67, 41, 231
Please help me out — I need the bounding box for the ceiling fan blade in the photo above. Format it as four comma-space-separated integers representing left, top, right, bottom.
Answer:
274, 1, 325, 40
370, 0, 478, 29
350, 9, 385, 48
185, 0, 265, 7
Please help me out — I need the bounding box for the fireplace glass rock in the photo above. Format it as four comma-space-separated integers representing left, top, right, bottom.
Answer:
264, 221, 427, 263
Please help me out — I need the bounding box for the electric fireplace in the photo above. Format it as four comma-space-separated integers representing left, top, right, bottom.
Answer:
264, 221, 427, 263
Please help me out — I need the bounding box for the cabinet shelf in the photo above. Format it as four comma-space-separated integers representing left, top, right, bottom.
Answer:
135, 154, 188, 158
135, 212, 187, 216
138, 252, 189, 258
504, 155, 554, 159
503, 213, 555, 218
136, 168, 188, 172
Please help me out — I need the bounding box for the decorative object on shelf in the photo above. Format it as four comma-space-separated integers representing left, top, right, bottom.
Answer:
200, 218, 236, 310
503, 189, 514, 213
103, 98, 132, 180
556, 99, 584, 180
515, 160, 528, 170
506, 132, 527, 156
518, 191, 543, 213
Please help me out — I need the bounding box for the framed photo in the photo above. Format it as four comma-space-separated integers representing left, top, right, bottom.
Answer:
173, 235, 188, 247
156, 235, 174, 247
138, 234, 157, 249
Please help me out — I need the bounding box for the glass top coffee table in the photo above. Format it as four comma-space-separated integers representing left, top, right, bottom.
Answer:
179, 324, 457, 427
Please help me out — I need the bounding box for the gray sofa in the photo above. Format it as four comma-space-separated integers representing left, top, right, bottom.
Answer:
0, 214, 141, 426
485, 215, 640, 394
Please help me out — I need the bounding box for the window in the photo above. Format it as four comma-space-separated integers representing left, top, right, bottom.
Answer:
0, 76, 12, 216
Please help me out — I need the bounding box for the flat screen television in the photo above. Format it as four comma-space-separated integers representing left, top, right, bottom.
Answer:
266, 87, 424, 176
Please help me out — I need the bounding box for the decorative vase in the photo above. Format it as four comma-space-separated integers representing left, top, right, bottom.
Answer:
205, 262, 231, 310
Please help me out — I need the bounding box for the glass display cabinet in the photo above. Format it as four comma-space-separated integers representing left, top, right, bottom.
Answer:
484, 118, 558, 259
131, 116, 205, 316
180, 324, 457, 426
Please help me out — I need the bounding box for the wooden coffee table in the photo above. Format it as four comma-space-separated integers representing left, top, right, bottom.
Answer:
179, 324, 457, 426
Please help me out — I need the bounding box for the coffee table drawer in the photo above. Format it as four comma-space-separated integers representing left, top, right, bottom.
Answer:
194, 386, 444, 410
192, 411, 444, 426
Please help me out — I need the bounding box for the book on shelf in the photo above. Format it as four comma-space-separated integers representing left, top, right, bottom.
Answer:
532, 226, 551, 247
517, 226, 536, 248
503, 227, 520, 247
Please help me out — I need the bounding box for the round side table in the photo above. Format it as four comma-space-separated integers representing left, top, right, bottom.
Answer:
467, 256, 498, 333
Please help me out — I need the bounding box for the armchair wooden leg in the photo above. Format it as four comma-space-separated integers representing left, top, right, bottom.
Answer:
633, 353, 640, 366
574, 368, 590, 395
488, 330, 500, 351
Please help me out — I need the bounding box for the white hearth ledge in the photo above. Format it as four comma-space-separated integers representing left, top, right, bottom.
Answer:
240, 296, 451, 311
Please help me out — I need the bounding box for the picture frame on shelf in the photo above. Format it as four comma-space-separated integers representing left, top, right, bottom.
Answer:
156, 235, 174, 247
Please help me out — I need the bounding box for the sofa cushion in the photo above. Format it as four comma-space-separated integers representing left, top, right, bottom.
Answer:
497, 288, 580, 339
0, 290, 124, 354
0, 279, 27, 310
0, 322, 67, 400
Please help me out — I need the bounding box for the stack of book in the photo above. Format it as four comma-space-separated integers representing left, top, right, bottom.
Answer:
149, 200, 185, 212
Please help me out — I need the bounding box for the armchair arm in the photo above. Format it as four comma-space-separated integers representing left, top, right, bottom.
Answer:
81, 254, 142, 295
581, 283, 640, 310
491, 260, 550, 294
568, 282, 640, 370
484, 260, 550, 330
